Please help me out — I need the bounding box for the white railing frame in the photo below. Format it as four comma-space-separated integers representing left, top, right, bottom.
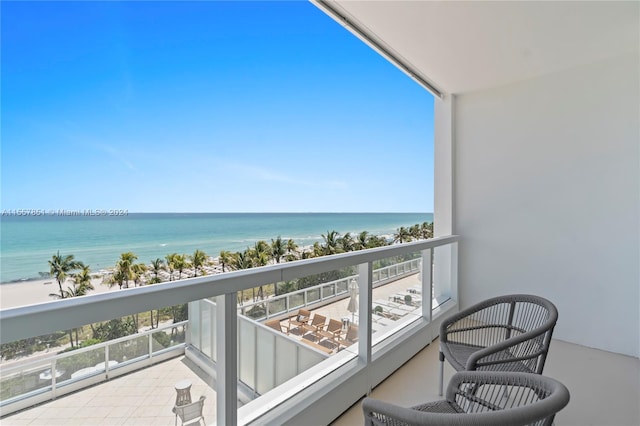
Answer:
0, 236, 459, 425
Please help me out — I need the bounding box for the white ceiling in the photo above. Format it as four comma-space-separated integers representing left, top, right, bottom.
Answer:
321, 1, 639, 94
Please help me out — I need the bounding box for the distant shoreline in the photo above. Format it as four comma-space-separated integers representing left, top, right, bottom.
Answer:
1, 212, 433, 283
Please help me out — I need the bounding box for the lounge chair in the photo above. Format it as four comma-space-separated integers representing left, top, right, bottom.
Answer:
302, 314, 327, 341
337, 324, 358, 349
363, 371, 569, 426
286, 308, 310, 335
318, 318, 343, 349
265, 319, 284, 333
439, 294, 558, 395
173, 395, 206, 426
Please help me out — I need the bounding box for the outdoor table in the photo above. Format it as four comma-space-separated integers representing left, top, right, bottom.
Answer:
341, 317, 351, 330
175, 379, 192, 406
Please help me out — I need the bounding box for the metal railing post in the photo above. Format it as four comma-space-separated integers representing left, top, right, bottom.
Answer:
148, 332, 153, 363
104, 345, 110, 379
51, 358, 57, 399
216, 293, 237, 426
357, 262, 372, 390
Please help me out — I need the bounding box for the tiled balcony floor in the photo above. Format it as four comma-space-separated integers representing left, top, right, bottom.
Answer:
331, 338, 640, 426
3, 337, 638, 426
2, 356, 216, 425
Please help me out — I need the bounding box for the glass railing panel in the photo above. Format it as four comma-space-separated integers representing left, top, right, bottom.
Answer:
189, 301, 201, 349
267, 298, 286, 317
57, 345, 105, 384
200, 301, 213, 359
336, 279, 349, 294
0, 360, 53, 401
274, 338, 297, 387
108, 334, 148, 366
306, 288, 320, 304
243, 302, 264, 320
238, 318, 256, 390
255, 327, 275, 394
371, 252, 423, 344
151, 327, 185, 353
321, 284, 335, 299
433, 244, 454, 308
288, 292, 304, 310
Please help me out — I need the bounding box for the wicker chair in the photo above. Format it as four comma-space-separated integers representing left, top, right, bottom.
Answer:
439, 294, 558, 395
363, 371, 570, 426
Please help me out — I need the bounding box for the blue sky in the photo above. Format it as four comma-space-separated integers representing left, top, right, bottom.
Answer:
1, 1, 434, 213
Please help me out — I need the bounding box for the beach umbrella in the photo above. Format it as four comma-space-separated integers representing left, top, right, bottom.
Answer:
347, 279, 358, 323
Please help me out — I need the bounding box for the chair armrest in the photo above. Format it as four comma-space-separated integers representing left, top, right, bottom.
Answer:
363, 397, 435, 426
465, 326, 552, 371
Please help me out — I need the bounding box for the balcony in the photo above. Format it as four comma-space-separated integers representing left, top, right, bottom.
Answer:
2, 234, 639, 425
1, 236, 460, 425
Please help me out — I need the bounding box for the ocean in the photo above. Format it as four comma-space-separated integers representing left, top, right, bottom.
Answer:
0, 213, 433, 283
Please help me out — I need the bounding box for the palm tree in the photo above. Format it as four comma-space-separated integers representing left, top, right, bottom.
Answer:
49, 265, 93, 346
150, 258, 165, 281
146, 267, 163, 329
340, 232, 354, 252
219, 250, 234, 273
322, 230, 341, 255
311, 242, 324, 257
286, 238, 299, 261
165, 253, 178, 281
173, 254, 189, 280
233, 250, 252, 270
131, 263, 147, 287
409, 224, 421, 240
250, 243, 270, 300
190, 249, 208, 277
421, 221, 434, 239
233, 250, 253, 303
48, 252, 84, 299
106, 268, 127, 289
356, 231, 370, 250
72, 265, 94, 294
393, 227, 412, 244
270, 236, 286, 264
116, 252, 138, 289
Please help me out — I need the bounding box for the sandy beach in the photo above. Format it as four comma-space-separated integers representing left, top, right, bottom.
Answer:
0, 277, 117, 310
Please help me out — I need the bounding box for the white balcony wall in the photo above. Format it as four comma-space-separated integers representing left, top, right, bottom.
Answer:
452, 52, 640, 357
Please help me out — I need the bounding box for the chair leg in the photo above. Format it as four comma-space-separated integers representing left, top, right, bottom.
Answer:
438, 350, 445, 396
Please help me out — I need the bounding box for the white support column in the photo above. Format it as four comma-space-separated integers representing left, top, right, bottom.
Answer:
421, 248, 433, 321
216, 293, 237, 426
434, 94, 456, 305
434, 93, 454, 238
358, 262, 372, 369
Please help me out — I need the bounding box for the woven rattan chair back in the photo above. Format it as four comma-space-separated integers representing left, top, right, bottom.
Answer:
438, 294, 558, 395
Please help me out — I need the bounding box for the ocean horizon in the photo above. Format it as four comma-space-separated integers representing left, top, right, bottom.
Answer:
0, 212, 433, 283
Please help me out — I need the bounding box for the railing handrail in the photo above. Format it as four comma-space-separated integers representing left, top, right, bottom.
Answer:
0, 236, 459, 344
237, 257, 420, 316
